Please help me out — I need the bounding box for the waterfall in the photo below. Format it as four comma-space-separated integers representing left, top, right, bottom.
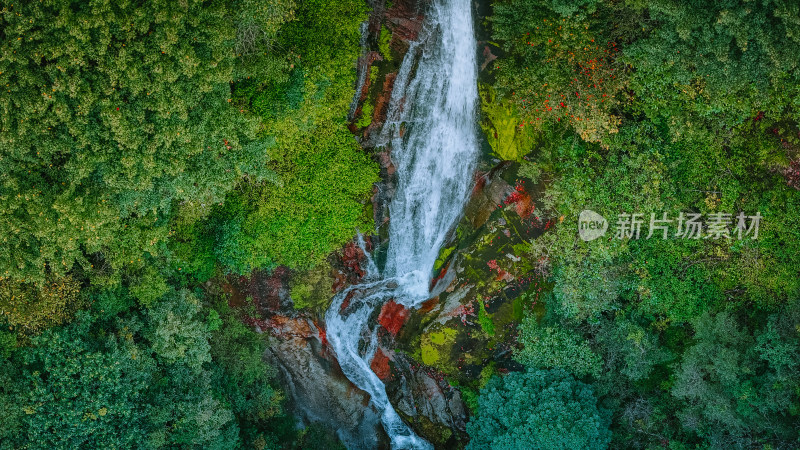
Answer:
325, 0, 479, 447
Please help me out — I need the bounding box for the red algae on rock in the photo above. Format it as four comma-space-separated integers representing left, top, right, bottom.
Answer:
378, 300, 410, 336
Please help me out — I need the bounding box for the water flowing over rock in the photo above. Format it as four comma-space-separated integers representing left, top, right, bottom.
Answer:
380, 1, 480, 279
225, 266, 391, 448
324, 0, 481, 448
265, 322, 387, 449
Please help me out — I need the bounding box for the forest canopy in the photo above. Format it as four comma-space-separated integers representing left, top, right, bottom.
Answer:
0, 0, 798, 449
0, 0, 375, 447
468, 0, 800, 448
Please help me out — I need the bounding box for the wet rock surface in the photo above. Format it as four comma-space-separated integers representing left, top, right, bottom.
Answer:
228, 147, 549, 449
384, 351, 467, 447
226, 262, 390, 448
389, 162, 549, 432
225, 0, 555, 446
229, 163, 549, 448
265, 323, 388, 449
369, 162, 548, 446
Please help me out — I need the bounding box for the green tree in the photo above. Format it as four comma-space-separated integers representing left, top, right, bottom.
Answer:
594, 315, 672, 383
514, 318, 602, 378
0, 275, 81, 336
208, 297, 287, 446
624, 0, 800, 144
491, 0, 628, 142
146, 289, 211, 370
672, 310, 800, 447
185, 0, 379, 273
466, 368, 611, 450
6, 313, 159, 449
0, 300, 291, 449
0, 0, 279, 284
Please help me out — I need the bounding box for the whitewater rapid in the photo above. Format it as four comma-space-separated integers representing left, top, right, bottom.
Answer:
325, 0, 479, 448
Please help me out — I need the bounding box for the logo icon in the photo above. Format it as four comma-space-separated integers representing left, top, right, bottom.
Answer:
578, 210, 608, 241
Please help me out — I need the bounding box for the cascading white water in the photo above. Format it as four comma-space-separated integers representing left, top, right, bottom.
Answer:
325, 0, 479, 448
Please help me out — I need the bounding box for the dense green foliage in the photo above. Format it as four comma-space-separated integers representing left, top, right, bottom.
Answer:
172, 0, 377, 275
466, 368, 612, 450
1, 0, 799, 447
0, 0, 376, 447
514, 320, 601, 377
483, 0, 800, 448
624, 0, 800, 141
0, 291, 285, 449
0, 0, 375, 282
0, 0, 272, 285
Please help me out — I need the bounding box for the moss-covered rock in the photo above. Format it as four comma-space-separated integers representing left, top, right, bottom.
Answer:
479, 84, 537, 161
421, 326, 459, 367
396, 163, 551, 394
289, 261, 336, 313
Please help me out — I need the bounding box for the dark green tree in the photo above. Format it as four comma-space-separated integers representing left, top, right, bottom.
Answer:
0, 288, 289, 449
624, 0, 800, 144
466, 368, 611, 450
514, 318, 602, 378
3, 312, 159, 448
672, 310, 800, 447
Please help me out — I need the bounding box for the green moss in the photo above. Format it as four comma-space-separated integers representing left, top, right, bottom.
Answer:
478, 301, 495, 337
434, 245, 455, 270
460, 386, 479, 414
479, 363, 497, 388
431, 327, 457, 345
355, 66, 380, 128
421, 340, 440, 366
479, 84, 536, 161
378, 28, 393, 62
356, 101, 374, 128
421, 327, 458, 366
411, 413, 453, 446
290, 261, 335, 312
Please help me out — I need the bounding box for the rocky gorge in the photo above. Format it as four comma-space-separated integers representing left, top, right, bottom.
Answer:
219, 1, 553, 447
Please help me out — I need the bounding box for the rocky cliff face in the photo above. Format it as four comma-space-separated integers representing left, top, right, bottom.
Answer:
223, 1, 550, 447
375, 161, 549, 446
225, 163, 547, 448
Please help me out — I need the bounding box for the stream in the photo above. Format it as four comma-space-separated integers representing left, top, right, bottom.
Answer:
324, 0, 479, 448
